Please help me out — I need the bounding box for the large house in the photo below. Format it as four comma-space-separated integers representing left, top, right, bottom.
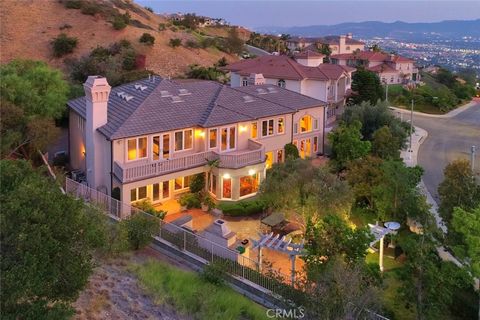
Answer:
224, 54, 355, 120
330, 51, 419, 83
286, 34, 365, 55
68, 76, 326, 207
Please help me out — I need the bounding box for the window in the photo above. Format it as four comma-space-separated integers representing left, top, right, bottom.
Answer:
152, 134, 170, 160
239, 174, 259, 197
153, 181, 170, 201
313, 119, 318, 130
277, 79, 286, 88
242, 77, 248, 86
390, 76, 394, 83
277, 149, 284, 163
127, 137, 147, 161
313, 136, 318, 153
174, 176, 191, 191
209, 173, 217, 195
222, 177, 232, 199
277, 117, 285, 134
300, 115, 312, 133
251, 122, 258, 139
130, 186, 147, 202
174, 129, 193, 151
209, 129, 217, 148
293, 123, 298, 134
220, 126, 236, 151
265, 151, 273, 169
262, 119, 274, 137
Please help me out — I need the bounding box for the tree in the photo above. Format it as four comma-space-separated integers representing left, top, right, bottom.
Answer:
399, 233, 472, 320
373, 160, 423, 222
112, 12, 130, 30
51, 33, 78, 57
284, 142, 300, 160
346, 155, 384, 209
341, 100, 408, 148
370, 44, 382, 52
259, 159, 352, 225
304, 214, 373, 269
438, 159, 480, 225
451, 206, 480, 276
318, 44, 332, 63
139, 33, 155, 45
351, 68, 384, 105
372, 126, 400, 159
122, 213, 159, 250
0, 60, 68, 159
0, 160, 107, 318
328, 120, 371, 171
224, 27, 244, 55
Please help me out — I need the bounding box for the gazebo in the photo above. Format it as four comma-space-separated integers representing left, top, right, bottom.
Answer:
260, 212, 286, 233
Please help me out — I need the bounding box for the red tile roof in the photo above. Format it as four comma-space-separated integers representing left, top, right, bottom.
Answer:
294, 50, 325, 59
224, 56, 355, 81
288, 36, 364, 46
331, 51, 414, 63
368, 63, 398, 73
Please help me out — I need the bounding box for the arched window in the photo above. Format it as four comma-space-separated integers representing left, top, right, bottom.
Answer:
277, 79, 286, 88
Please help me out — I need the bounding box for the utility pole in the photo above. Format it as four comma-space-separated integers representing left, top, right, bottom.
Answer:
409, 99, 414, 152
471, 145, 477, 172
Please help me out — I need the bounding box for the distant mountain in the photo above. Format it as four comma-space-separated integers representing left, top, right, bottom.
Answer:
256, 19, 480, 41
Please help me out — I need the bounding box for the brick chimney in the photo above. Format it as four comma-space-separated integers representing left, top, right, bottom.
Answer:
83, 76, 111, 190
248, 73, 265, 86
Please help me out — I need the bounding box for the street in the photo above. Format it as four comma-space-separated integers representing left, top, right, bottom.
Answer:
394, 101, 480, 200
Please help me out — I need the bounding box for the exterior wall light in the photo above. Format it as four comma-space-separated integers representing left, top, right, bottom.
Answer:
248, 169, 256, 176
223, 173, 231, 179
239, 125, 248, 133
195, 129, 205, 138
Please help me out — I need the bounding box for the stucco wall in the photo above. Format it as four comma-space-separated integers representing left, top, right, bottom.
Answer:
69, 110, 86, 172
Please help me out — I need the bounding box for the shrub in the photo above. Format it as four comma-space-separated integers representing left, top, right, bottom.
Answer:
102, 221, 130, 256
59, 23, 72, 30
189, 173, 205, 194
122, 213, 159, 250
185, 40, 200, 48
51, 33, 78, 57
201, 262, 227, 286
169, 38, 182, 48
202, 193, 216, 210
219, 199, 266, 216
284, 143, 300, 160
179, 192, 201, 209
133, 199, 157, 215
144, 6, 154, 13
64, 0, 83, 9
122, 50, 137, 70
158, 23, 166, 31
139, 33, 155, 45
169, 26, 178, 32
81, 3, 101, 16
112, 15, 128, 30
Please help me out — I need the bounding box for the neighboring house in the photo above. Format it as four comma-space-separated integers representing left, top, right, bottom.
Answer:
68, 76, 326, 207
331, 51, 420, 83
286, 34, 365, 55
224, 54, 355, 120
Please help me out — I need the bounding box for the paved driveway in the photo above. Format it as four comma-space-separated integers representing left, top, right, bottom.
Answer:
394, 101, 480, 200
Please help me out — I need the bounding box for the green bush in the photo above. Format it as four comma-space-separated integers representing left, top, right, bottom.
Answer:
219, 199, 266, 216
158, 23, 166, 31
144, 6, 154, 13
51, 33, 78, 57
81, 3, 100, 16
169, 38, 182, 48
64, 0, 83, 9
112, 14, 128, 30
139, 33, 155, 45
122, 213, 159, 250
179, 192, 201, 209
284, 143, 299, 160
201, 262, 227, 286
186, 40, 200, 48
189, 173, 205, 193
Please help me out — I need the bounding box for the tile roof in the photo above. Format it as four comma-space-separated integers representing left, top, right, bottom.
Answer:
368, 63, 398, 74
331, 51, 414, 63
224, 55, 354, 81
68, 78, 326, 140
287, 36, 365, 46
294, 50, 325, 59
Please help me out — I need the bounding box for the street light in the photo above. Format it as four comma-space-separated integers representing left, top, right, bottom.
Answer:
406, 83, 416, 156
383, 79, 389, 105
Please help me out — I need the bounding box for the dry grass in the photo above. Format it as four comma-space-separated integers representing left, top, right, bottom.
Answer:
0, 0, 238, 77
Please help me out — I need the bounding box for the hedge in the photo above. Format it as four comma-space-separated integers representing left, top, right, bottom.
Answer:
219, 199, 266, 216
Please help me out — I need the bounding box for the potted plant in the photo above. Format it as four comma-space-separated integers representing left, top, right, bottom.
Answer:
201, 192, 215, 212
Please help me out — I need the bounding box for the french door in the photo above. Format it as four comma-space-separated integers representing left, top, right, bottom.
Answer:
152, 181, 170, 203
220, 126, 236, 152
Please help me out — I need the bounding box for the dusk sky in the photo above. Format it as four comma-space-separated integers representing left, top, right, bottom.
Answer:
135, 1, 480, 29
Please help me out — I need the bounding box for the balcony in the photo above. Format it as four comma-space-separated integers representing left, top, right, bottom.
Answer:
113, 139, 265, 183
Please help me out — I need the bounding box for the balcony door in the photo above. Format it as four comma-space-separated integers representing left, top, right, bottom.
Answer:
152, 180, 170, 203
152, 134, 170, 160
220, 126, 236, 152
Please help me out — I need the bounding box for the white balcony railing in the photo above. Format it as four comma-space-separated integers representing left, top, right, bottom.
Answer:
113, 140, 265, 183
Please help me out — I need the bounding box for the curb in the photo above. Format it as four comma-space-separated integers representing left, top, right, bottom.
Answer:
390, 100, 477, 119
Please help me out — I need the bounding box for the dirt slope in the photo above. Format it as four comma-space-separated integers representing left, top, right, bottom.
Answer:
0, 0, 237, 77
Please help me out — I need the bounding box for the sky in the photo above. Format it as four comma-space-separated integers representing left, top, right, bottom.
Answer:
135, 1, 480, 29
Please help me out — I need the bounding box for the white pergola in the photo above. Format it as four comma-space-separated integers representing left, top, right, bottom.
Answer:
368, 222, 400, 272
252, 232, 305, 285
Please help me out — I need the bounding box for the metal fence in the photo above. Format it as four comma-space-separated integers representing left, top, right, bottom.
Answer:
65, 177, 287, 295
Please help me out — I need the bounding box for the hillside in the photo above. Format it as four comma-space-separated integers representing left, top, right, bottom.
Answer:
0, 0, 238, 77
